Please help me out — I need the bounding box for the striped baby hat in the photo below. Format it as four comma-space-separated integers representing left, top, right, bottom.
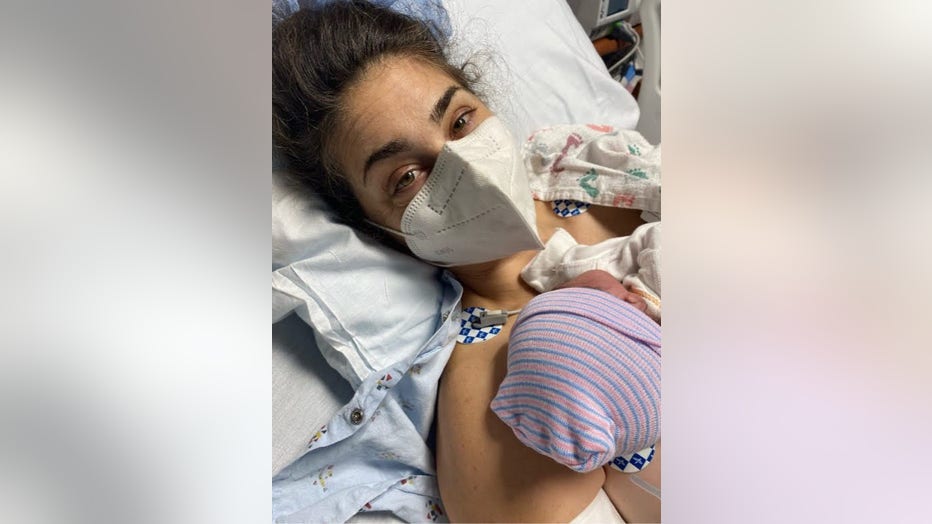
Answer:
490, 287, 661, 472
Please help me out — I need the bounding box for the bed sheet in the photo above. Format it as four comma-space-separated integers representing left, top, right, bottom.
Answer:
272, 314, 351, 476
443, 0, 640, 141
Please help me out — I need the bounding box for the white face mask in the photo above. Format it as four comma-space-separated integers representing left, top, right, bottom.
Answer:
369, 116, 543, 266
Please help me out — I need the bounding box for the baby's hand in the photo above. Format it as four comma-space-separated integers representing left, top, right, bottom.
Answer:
554, 269, 647, 313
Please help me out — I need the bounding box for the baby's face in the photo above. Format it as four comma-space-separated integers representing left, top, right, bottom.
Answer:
554, 269, 647, 313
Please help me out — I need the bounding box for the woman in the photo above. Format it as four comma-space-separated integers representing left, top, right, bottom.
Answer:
273, 2, 660, 521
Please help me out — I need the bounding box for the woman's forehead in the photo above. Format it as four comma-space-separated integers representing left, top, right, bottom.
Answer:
348, 57, 462, 124
336, 57, 463, 170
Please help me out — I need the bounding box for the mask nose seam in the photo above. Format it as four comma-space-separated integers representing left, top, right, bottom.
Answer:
428, 131, 510, 217
402, 154, 446, 231
447, 136, 504, 162
427, 165, 465, 215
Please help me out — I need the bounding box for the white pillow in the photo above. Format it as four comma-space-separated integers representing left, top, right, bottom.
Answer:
272, 172, 445, 388
443, 0, 639, 141
271, 0, 641, 387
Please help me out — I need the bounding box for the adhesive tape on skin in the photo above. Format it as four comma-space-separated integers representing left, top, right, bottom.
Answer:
552, 199, 591, 217
457, 307, 504, 344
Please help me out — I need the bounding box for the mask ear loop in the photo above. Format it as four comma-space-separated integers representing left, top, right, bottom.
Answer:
364, 219, 459, 268
365, 219, 408, 238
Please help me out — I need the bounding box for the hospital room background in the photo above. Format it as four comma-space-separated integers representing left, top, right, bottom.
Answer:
272, 0, 661, 521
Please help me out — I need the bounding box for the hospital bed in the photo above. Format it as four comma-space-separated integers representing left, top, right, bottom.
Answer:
272, 0, 660, 520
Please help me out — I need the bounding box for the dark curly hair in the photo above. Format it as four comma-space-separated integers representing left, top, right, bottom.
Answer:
272, 0, 480, 242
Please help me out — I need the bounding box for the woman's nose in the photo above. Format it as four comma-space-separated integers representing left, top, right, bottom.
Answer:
413, 132, 447, 169
424, 133, 447, 157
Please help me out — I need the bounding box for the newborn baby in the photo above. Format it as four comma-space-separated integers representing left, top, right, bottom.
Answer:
522, 222, 662, 323
491, 269, 661, 473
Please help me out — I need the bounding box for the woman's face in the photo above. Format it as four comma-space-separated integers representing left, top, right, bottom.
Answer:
332, 55, 494, 231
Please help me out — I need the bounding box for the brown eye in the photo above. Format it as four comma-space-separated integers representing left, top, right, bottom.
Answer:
452, 111, 472, 136
395, 170, 417, 193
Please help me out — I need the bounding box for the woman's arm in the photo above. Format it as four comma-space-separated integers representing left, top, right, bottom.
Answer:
435, 324, 605, 522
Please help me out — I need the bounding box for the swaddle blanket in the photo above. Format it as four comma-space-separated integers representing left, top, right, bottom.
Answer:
524, 124, 661, 215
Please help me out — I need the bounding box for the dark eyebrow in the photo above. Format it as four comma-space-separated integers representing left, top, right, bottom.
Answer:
361, 86, 461, 186
430, 86, 461, 124
363, 138, 412, 186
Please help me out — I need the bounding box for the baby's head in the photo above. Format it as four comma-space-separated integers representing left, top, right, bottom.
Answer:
554, 269, 647, 313
491, 282, 661, 472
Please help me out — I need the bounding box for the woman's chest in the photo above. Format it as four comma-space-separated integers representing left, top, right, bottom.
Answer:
534, 200, 644, 245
